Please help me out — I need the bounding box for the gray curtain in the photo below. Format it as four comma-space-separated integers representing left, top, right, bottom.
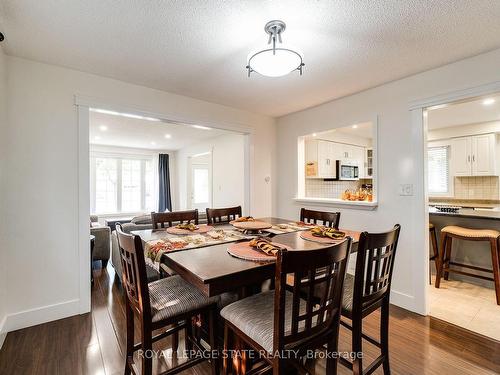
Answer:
158, 154, 172, 212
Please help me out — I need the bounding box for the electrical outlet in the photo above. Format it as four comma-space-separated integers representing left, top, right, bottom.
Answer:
399, 184, 413, 196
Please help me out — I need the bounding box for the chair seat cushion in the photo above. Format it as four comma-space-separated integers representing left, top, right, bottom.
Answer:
442, 225, 500, 239
341, 273, 354, 315
149, 275, 215, 323
220, 290, 313, 353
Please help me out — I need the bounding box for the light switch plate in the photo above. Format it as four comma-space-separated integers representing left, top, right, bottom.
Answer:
399, 184, 414, 196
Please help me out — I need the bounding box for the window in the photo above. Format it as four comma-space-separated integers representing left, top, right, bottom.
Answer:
428, 146, 451, 195
90, 153, 158, 214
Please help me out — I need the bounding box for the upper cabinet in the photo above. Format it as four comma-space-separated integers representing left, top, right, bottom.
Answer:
451, 134, 499, 176
305, 139, 366, 179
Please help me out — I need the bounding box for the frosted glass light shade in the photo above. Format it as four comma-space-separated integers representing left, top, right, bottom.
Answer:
247, 48, 303, 77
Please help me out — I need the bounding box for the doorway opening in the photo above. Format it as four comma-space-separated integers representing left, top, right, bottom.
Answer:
424, 93, 500, 340
188, 152, 212, 210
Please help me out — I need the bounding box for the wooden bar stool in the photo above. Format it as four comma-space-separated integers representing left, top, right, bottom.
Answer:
429, 223, 440, 284
435, 225, 500, 305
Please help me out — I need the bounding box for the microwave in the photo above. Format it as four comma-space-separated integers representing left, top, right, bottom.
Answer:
336, 160, 359, 180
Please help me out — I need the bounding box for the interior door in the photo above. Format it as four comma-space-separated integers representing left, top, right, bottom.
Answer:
188, 153, 212, 210
451, 137, 472, 176
472, 134, 494, 176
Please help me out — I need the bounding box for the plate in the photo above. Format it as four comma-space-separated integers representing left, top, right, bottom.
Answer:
230, 221, 272, 231
166, 224, 214, 235
227, 241, 291, 262
300, 229, 360, 244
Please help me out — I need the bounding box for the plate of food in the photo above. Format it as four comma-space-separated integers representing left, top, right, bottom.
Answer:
229, 216, 255, 224
227, 237, 291, 262
300, 226, 347, 244
166, 223, 214, 235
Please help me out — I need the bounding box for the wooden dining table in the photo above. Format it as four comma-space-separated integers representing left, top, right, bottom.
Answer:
132, 217, 361, 298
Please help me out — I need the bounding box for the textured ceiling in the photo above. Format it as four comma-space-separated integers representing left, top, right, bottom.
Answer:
428, 93, 500, 129
89, 111, 231, 150
2, 1, 500, 116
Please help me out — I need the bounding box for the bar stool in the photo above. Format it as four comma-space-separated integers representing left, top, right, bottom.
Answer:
435, 225, 500, 305
429, 223, 440, 284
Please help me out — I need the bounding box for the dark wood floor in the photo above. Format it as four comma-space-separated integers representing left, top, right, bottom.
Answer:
1, 263, 500, 375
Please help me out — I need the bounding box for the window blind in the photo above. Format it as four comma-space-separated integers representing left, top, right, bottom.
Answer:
428, 146, 450, 194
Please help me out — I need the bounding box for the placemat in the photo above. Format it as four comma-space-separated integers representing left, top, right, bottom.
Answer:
227, 241, 291, 262
166, 224, 214, 235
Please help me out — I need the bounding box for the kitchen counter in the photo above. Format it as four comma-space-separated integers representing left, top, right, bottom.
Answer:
429, 206, 500, 220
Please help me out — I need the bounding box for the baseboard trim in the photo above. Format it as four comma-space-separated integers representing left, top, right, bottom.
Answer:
3, 299, 80, 334
390, 290, 423, 315
0, 316, 7, 350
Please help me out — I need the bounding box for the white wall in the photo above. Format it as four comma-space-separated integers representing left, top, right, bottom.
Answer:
2, 56, 275, 333
276, 48, 500, 314
176, 132, 246, 212
0, 45, 7, 348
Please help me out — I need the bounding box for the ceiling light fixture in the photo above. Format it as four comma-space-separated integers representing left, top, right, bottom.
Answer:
164, 134, 172, 139
94, 136, 101, 141
150, 141, 156, 146
192, 125, 211, 130
483, 98, 496, 106
90, 108, 161, 122
352, 125, 358, 129
99, 125, 108, 131
312, 133, 317, 137
246, 20, 304, 78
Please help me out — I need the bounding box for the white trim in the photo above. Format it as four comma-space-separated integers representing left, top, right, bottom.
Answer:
74, 94, 254, 135
293, 197, 378, 210
409, 80, 500, 110
390, 290, 423, 315
244, 134, 251, 215
78, 105, 91, 314
2, 299, 80, 334
0, 316, 7, 350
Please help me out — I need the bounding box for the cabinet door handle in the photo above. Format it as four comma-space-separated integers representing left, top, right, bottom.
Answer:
473, 155, 475, 162
468, 155, 471, 162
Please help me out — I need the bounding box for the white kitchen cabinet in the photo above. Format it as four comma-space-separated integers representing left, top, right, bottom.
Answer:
451, 134, 498, 176
451, 137, 472, 176
304, 139, 365, 179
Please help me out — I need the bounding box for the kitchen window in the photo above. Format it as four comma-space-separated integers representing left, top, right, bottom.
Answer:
428, 145, 452, 196
90, 152, 158, 215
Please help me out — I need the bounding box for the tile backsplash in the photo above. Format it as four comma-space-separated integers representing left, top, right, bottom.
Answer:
305, 178, 371, 199
454, 176, 499, 200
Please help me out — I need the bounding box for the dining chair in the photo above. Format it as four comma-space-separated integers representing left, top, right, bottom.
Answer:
221, 237, 353, 374
300, 207, 341, 228
151, 209, 199, 229
116, 225, 219, 375
339, 224, 401, 375
206, 206, 242, 224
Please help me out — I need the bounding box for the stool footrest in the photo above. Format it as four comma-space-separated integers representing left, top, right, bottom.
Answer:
444, 267, 494, 282
447, 261, 493, 274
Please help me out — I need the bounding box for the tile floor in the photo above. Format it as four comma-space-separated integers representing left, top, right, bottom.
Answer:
429, 276, 500, 341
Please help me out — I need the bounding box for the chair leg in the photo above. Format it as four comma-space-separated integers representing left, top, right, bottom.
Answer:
444, 236, 453, 281
208, 308, 219, 375
351, 317, 363, 375
223, 323, 232, 375
381, 298, 391, 375
172, 328, 179, 354
185, 318, 194, 355
141, 323, 153, 375
435, 234, 447, 288
124, 302, 134, 375
326, 318, 340, 375
490, 239, 500, 305
430, 227, 440, 284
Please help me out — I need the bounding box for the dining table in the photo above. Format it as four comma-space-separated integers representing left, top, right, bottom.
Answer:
131, 217, 361, 298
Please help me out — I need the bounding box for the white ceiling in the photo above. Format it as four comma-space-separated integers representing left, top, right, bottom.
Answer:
89, 111, 230, 150
2, 1, 500, 116
428, 94, 500, 129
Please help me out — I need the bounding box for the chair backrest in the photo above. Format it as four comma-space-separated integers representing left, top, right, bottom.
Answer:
273, 237, 352, 352
151, 209, 199, 229
115, 223, 151, 318
300, 208, 341, 229
206, 206, 242, 224
353, 225, 401, 311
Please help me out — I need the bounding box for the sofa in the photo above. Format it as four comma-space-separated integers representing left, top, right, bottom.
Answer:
90, 215, 111, 266
111, 215, 158, 282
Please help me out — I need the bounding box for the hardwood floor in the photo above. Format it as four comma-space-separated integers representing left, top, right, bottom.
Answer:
1, 263, 500, 374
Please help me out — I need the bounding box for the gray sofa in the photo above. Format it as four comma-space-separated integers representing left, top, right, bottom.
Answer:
90, 215, 111, 266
